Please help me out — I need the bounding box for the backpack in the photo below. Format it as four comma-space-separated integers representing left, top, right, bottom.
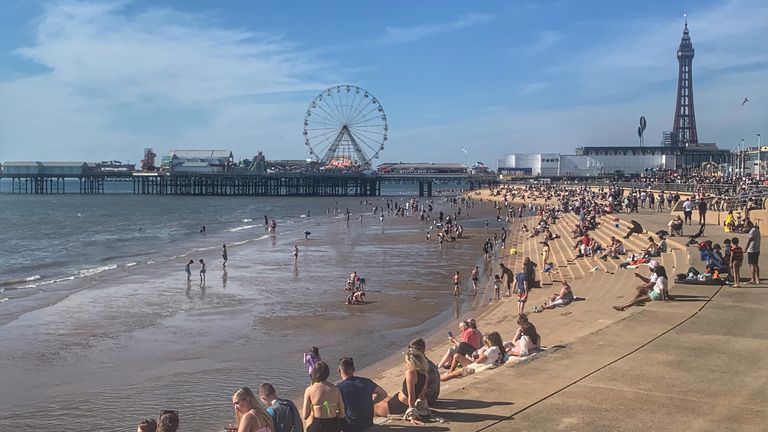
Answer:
267, 399, 302, 432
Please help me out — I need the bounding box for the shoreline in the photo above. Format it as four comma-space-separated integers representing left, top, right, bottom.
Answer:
0, 194, 511, 431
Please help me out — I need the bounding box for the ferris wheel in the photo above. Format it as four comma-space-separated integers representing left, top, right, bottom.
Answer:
303, 85, 388, 170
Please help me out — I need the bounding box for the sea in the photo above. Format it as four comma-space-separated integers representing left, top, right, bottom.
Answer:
0, 180, 508, 431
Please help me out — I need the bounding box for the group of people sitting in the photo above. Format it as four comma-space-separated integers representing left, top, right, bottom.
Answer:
435, 316, 542, 382
723, 211, 755, 234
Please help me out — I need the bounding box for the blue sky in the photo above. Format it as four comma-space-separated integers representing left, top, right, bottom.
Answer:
0, 0, 766, 166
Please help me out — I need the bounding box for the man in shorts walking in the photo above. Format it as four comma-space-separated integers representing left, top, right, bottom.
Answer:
470, 266, 480, 294
452, 271, 461, 296
746, 222, 761, 284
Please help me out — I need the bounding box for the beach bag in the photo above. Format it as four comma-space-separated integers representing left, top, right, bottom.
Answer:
414, 399, 431, 417
268, 399, 302, 432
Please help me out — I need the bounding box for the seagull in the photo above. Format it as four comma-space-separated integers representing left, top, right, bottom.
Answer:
742, 97, 749, 106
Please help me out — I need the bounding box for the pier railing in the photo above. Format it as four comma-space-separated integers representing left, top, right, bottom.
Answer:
0, 171, 498, 197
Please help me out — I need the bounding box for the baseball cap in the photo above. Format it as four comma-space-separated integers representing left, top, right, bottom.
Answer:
647, 260, 659, 269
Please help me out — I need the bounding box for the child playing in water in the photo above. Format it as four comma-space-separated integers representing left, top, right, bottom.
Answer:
493, 275, 501, 300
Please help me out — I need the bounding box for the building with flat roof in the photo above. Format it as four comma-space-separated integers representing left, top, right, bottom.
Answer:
497, 21, 732, 178
162, 150, 234, 173
1, 161, 88, 176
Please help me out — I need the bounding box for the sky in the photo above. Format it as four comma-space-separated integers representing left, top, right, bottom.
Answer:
0, 0, 766, 166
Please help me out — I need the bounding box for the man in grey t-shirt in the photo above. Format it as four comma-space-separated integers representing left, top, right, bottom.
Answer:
746, 222, 761, 285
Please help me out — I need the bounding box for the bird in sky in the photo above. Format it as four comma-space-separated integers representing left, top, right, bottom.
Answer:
742, 97, 749, 106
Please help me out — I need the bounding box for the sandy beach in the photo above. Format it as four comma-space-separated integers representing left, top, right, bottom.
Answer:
0, 194, 510, 431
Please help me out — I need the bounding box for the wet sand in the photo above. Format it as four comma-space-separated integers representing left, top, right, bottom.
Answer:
0, 196, 506, 431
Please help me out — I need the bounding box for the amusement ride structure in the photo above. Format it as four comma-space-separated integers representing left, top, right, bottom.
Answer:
303, 85, 388, 170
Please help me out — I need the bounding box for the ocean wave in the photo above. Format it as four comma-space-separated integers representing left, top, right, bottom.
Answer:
241, 218, 253, 222
227, 224, 260, 232
0, 275, 43, 288
126, 262, 138, 267
37, 276, 76, 286
0, 298, 9, 303
77, 264, 118, 277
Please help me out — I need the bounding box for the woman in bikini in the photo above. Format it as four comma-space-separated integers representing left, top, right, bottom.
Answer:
302, 361, 345, 432
228, 387, 274, 432
374, 349, 429, 418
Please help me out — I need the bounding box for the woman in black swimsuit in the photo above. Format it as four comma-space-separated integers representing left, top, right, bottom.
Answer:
374, 349, 428, 416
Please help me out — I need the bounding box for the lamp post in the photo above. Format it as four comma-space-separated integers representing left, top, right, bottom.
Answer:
741, 138, 746, 176
758, 133, 763, 181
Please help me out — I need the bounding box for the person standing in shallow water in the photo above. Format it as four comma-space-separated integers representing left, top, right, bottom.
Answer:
222, 244, 228, 268
452, 271, 461, 296
471, 266, 480, 294
185, 259, 193, 281
199, 259, 206, 284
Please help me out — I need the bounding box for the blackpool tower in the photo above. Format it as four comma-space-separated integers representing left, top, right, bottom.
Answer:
672, 20, 698, 146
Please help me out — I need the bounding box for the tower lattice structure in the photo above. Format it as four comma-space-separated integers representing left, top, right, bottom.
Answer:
672, 20, 698, 146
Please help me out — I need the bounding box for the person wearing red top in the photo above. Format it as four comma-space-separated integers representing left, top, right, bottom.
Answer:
437, 320, 482, 369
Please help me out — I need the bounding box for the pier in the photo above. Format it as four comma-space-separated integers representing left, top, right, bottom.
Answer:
0, 171, 497, 197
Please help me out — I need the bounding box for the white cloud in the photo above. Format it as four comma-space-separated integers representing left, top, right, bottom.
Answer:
380, 13, 495, 44
0, 1, 336, 161
524, 30, 560, 54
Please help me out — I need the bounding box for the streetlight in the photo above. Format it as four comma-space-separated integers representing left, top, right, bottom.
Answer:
741, 138, 746, 176
755, 134, 762, 180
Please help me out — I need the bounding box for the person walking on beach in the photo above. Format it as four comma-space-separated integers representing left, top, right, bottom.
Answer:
698, 197, 708, 225
682, 198, 693, 225
222, 244, 228, 268
452, 271, 461, 296
471, 266, 480, 294
185, 259, 193, 281
292, 245, 299, 263
199, 259, 206, 284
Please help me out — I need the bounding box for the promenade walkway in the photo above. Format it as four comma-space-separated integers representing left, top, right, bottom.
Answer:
369, 197, 767, 431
